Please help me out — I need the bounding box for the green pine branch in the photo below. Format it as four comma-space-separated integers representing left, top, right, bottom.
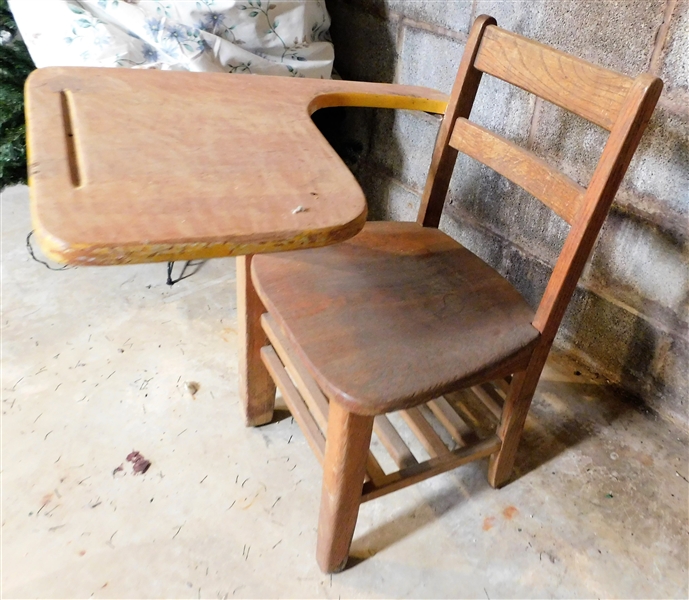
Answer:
0, 0, 34, 189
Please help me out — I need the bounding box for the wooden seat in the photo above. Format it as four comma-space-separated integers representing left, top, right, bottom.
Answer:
238, 15, 662, 573
252, 221, 539, 414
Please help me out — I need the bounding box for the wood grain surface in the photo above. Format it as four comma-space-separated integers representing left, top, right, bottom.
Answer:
418, 14, 496, 228
449, 118, 585, 223
26, 68, 448, 265
252, 221, 539, 415
317, 402, 373, 573
237, 255, 276, 426
475, 25, 633, 131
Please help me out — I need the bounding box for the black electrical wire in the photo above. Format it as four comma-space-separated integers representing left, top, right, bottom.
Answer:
26, 231, 71, 271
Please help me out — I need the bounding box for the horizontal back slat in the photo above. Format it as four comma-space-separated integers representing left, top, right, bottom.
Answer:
450, 118, 585, 223
474, 25, 633, 131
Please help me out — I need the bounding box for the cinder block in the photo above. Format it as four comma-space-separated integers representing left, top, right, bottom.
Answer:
475, 0, 664, 75
439, 211, 551, 310
448, 165, 687, 330
356, 168, 421, 221
446, 64, 554, 259
439, 211, 508, 274
369, 109, 440, 191
335, 0, 472, 33
335, 0, 390, 19
499, 239, 553, 311
527, 103, 688, 285
439, 211, 689, 430
528, 101, 606, 189
469, 73, 535, 140
448, 160, 568, 266
377, 177, 421, 222
527, 98, 688, 295
388, 0, 472, 34
328, 2, 398, 82
397, 25, 465, 93
659, 0, 688, 95
587, 209, 689, 315
557, 286, 688, 431
449, 73, 536, 213
531, 101, 689, 230
473, 0, 537, 36
624, 107, 689, 222
652, 334, 689, 429
558, 284, 659, 382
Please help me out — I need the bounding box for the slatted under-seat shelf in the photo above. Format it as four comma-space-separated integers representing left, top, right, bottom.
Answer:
259, 313, 508, 502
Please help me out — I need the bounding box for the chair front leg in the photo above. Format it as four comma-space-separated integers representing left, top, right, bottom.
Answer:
317, 401, 374, 573
237, 255, 276, 427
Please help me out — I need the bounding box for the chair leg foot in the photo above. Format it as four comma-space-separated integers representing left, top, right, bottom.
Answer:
327, 556, 350, 575
317, 402, 374, 574
237, 255, 276, 427
487, 453, 515, 489
487, 370, 537, 488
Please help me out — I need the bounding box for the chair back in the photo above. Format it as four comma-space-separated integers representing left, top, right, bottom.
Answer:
417, 15, 662, 344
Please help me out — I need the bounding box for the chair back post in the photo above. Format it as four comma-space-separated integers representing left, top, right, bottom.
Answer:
419, 20, 663, 348
415, 26, 662, 467
439, 25, 663, 489
487, 75, 661, 481
416, 14, 496, 228
532, 74, 663, 344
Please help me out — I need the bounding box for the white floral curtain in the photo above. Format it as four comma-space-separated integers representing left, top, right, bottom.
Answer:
9, 0, 333, 78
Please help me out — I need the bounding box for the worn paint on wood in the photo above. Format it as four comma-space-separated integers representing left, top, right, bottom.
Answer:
26, 69, 448, 265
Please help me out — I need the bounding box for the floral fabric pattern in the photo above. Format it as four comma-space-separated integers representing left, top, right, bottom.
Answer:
9, 0, 333, 78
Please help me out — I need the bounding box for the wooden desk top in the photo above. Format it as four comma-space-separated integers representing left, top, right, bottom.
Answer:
26, 68, 447, 265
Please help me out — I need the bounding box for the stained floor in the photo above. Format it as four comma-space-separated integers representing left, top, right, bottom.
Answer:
2, 185, 688, 599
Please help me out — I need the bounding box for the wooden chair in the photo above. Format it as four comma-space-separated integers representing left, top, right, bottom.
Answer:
240, 15, 663, 573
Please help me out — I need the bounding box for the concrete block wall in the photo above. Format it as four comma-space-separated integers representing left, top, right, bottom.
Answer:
325, 0, 689, 429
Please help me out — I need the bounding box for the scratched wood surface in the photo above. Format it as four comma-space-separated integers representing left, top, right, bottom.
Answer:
474, 25, 633, 131
252, 221, 540, 415
317, 401, 373, 573
25, 68, 448, 265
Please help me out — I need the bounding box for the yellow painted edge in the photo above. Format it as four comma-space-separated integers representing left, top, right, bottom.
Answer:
33, 210, 368, 266
308, 92, 448, 115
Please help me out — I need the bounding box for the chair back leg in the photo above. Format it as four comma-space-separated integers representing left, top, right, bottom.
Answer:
487, 348, 548, 487
317, 402, 374, 573
237, 255, 276, 426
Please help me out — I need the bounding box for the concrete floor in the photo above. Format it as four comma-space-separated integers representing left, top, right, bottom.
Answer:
2, 185, 688, 599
